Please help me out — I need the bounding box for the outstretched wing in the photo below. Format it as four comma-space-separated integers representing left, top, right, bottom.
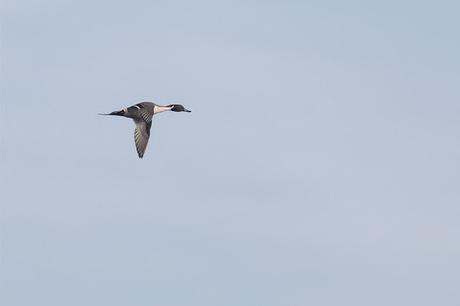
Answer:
133, 119, 152, 158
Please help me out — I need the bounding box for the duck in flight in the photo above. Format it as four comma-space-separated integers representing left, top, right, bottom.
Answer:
100, 102, 191, 158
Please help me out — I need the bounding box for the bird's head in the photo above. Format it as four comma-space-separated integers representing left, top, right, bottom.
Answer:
168, 104, 191, 112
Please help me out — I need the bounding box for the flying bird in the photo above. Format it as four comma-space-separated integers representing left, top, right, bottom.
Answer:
100, 102, 191, 158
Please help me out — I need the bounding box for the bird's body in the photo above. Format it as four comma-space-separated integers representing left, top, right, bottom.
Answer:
100, 102, 191, 158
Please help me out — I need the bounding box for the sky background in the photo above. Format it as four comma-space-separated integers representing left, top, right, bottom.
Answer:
1, 1, 460, 305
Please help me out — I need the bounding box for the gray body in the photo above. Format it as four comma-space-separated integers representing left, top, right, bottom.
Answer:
122, 102, 156, 120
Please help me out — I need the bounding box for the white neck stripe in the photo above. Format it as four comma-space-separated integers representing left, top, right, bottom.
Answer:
154, 105, 172, 114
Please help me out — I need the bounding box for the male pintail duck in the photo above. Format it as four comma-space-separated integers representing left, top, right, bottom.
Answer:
100, 102, 191, 158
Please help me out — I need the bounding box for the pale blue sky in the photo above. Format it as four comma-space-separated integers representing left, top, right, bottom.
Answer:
1, 1, 460, 305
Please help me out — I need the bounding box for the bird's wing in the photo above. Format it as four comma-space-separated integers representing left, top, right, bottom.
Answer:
133, 118, 152, 158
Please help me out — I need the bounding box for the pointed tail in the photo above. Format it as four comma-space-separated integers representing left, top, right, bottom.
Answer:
98, 110, 125, 116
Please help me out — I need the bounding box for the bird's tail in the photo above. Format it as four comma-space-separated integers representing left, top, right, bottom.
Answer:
98, 110, 125, 116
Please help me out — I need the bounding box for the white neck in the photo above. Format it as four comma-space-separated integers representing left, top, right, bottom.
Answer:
154, 105, 172, 114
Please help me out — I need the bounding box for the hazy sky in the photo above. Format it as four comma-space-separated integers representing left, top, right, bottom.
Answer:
1, 1, 460, 305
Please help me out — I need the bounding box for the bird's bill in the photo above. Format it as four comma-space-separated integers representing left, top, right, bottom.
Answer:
184, 108, 191, 112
